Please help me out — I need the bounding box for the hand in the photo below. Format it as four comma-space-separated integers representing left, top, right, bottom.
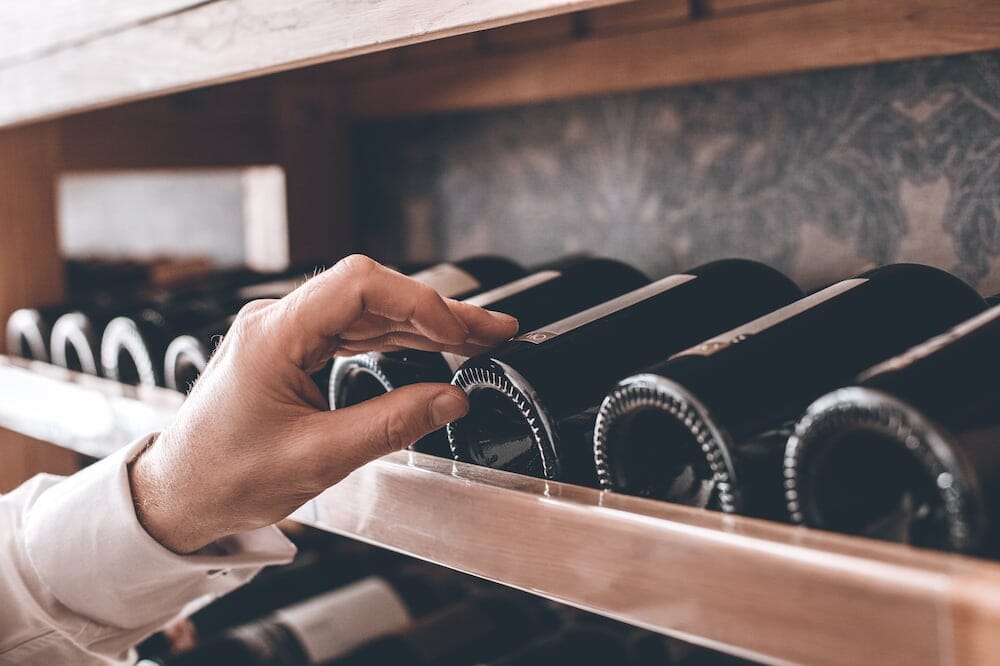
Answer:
129, 255, 518, 553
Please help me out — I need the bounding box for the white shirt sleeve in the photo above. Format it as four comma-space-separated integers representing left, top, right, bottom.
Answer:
0, 435, 297, 665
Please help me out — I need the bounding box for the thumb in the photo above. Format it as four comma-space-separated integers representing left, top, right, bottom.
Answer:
307, 383, 469, 474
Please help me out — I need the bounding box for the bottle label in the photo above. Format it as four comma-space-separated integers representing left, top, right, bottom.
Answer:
859, 303, 1000, 380
673, 277, 868, 357
410, 263, 481, 298
273, 576, 412, 663
463, 270, 561, 307
238, 277, 304, 300
441, 351, 468, 373
514, 273, 696, 344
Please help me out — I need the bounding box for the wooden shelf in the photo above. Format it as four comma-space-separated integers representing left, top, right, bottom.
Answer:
0, 356, 182, 458
0, 0, 630, 129
3, 0, 998, 129
3, 355, 1000, 664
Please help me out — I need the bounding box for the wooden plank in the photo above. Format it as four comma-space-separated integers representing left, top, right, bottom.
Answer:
59, 82, 278, 170
272, 81, 357, 267
585, 0, 690, 33
346, 0, 1000, 118
4, 355, 1000, 664
0, 123, 65, 346
295, 450, 1000, 666
325, 50, 398, 79
396, 33, 481, 67
0, 0, 634, 129
0, 124, 77, 491
0, 0, 204, 65
951, 570, 1000, 665
0, 358, 183, 459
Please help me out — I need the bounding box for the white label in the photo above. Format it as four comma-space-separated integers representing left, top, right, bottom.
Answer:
514, 273, 696, 344
237, 277, 303, 300
410, 263, 481, 298
859, 303, 1000, 380
463, 270, 561, 307
274, 576, 411, 664
440, 351, 467, 373
673, 278, 868, 358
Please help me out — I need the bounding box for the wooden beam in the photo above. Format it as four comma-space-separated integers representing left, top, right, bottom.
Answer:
483, 14, 579, 51
59, 81, 278, 170
0, 123, 65, 330
345, 0, 1000, 118
0, 0, 204, 65
0, 0, 635, 129
584, 0, 691, 33
273, 81, 356, 268
0, 123, 79, 490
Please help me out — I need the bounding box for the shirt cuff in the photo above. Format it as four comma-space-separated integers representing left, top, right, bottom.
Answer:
22, 435, 297, 629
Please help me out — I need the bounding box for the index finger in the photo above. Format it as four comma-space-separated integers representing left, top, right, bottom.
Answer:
275, 255, 472, 368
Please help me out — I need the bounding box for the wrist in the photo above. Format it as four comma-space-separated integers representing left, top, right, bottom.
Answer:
128, 436, 211, 554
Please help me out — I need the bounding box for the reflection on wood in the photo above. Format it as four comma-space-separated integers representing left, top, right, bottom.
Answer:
298, 450, 1000, 666
0, 357, 182, 459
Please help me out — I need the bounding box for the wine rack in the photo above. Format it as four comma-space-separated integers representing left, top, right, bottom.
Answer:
2, 354, 1000, 665
2, 1, 998, 664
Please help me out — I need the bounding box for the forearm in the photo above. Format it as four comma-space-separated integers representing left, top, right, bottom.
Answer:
0, 436, 295, 665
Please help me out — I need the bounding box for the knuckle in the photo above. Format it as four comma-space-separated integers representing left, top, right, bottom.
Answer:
335, 254, 378, 278
228, 302, 272, 342
381, 412, 413, 455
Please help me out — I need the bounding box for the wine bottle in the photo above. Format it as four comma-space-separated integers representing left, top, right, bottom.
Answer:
7, 259, 176, 361
593, 264, 986, 518
162, 316, 234, 391
328, 594, 551, 666
158, 257, 521, 391
448, 259, 803, 485
101, 276, 306, 386
406, 256, 525, 301
784, 303, 1000, 554
45, 264, 314, 377
5, 306, 66, 362
329, 258, 649, 455
156, 567, 463, 666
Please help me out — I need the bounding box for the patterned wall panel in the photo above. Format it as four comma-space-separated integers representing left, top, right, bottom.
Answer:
353, 52, 1000, 292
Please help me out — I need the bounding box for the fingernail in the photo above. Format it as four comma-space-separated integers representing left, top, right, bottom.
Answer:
431, 390, 468, 427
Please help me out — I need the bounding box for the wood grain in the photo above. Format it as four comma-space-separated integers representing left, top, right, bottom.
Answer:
345, 0, 1000, 118
0, 0, 204, 65
0, 0, 634, 128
